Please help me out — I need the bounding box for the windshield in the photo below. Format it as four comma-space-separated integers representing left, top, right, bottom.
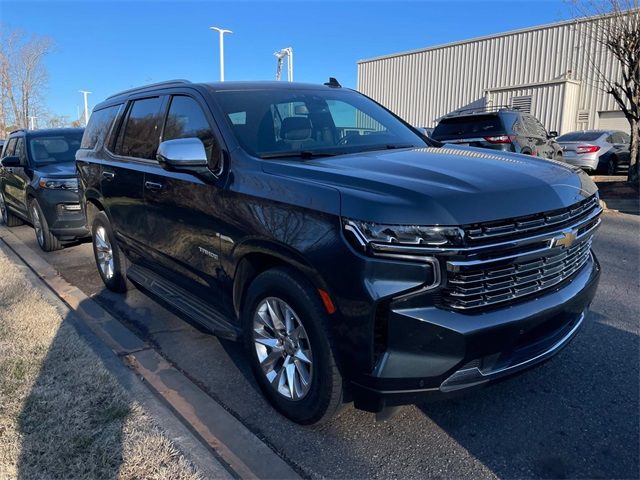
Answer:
431, 114, 505, 140
29, 132, 83, 165
210, 88, 427, 158
556, 132, 604, 142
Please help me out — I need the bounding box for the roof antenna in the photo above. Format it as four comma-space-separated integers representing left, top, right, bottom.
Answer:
324, 77, 341, 88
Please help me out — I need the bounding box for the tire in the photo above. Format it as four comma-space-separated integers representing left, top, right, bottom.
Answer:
91, 211, 131, 292
242, 267, 343, 425
29, 199, 62, 252
0, 191, 24, 227
607, 157, 619, 176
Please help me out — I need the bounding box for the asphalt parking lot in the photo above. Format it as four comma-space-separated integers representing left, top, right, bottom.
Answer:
3, 211, 639, 479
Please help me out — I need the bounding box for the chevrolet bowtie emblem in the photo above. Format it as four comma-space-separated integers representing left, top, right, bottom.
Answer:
553, 229, 578, 249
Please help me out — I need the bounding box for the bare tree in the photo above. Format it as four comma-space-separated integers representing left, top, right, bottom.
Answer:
0, 26, 53, 135
571, 1, 640, 184
43, 113, 70, 128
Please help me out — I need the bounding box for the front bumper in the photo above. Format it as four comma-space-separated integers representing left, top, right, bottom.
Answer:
350, 252, 600, 412
36, 189, 89, 239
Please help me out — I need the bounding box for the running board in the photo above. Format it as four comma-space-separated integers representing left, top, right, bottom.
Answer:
127, 264, 241, 341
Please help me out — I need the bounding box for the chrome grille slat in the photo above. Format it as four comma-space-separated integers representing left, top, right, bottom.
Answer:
444, 243, 592, 309
466, 195, 599, 242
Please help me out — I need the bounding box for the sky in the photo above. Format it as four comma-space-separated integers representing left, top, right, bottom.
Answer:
1, 0, 578, 122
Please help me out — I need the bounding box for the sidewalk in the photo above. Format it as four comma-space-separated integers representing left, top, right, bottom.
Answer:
593, 175, 639, 216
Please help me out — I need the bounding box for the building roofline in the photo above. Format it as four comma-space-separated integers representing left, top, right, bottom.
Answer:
357, 10, 636, 64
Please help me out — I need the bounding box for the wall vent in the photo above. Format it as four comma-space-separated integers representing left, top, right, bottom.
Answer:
511, 95, 532, 113
577, 110, 590, 130
577, 110, 590, 122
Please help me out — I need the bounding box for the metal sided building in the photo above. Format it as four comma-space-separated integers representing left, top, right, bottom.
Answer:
357, 12, 636, 135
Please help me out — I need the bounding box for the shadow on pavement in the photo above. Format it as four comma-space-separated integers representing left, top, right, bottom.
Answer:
417, 312, 639, 479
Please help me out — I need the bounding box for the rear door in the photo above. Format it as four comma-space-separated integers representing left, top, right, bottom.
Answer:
142, 92, 226, 302
103, 95, 167, 253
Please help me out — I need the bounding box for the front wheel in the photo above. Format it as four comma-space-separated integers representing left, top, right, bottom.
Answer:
242, 267, 343, 425
91, 211, 131, 292
29, 199, 61, 252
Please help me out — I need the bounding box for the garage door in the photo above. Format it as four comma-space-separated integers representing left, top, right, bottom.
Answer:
598, 111, 630, 134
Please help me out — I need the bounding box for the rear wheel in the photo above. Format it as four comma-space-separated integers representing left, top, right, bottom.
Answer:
29, 199, 61, 252
242, 267, 343, 425
92, 211, 131, 292
0, 191, 24, 227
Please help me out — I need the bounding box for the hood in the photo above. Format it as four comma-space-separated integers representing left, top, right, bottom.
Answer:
261, 146, 597, 225
34, 161, 76, 178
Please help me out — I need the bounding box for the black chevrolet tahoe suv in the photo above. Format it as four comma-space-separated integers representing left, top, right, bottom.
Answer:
1, 128, 88, 251
76, 80, 601, 424
431, 108, 563, 160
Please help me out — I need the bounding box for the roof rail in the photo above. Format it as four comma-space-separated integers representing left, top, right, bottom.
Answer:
441, 104, 522, 119
9, 128, 26, 135
106, 79, 192, 100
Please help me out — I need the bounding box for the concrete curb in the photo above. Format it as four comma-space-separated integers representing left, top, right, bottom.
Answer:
0, 225, 300, 480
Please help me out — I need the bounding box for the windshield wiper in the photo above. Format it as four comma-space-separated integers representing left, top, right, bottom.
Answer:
259, 151, 339, 159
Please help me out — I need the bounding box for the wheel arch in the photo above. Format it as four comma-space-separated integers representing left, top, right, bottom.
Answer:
231, 241, 332, 318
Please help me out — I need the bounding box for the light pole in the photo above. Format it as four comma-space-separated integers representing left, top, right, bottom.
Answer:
79, 90, 91, 126
209, 26, 232, 81
29, 116, 37, 130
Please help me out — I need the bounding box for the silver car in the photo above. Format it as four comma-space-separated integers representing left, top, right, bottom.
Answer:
556, 130, 631, 175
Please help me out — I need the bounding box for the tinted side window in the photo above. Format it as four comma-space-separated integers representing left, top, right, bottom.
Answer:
14, 138, 27, 165
81, 105, 121, 150
2, 138, 17, 158
614, 132, 630, 144
117, 97, 164, 160
163, 96, 217, 163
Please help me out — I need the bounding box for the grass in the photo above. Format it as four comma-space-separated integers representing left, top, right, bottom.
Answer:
0, 249, 202, 480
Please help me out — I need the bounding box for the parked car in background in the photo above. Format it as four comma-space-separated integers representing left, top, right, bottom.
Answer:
0, 128, 88, 251
556, 130, 631, 175
431, 108, 562, 160
77, 80, 600, 424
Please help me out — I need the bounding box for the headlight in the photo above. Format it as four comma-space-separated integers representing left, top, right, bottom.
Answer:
39, 177, 78, 190
343, 218, 463, 257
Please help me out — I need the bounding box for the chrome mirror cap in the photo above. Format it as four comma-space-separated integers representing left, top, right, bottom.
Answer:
157, 138, 208, 167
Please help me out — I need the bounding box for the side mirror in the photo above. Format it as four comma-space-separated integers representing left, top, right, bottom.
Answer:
1, 156, 21, 167
548, 131, 558, 138
156, 138, 208, 170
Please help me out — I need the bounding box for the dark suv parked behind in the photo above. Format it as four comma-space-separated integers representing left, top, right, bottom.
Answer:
77, 80, 601, 424
0, 128, 87, 251
431, 108, 562, 160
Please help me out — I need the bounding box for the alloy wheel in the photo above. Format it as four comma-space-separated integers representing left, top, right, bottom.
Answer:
253, 297, 313, 400
94, 226, 115, 280
31, 204, 44, 247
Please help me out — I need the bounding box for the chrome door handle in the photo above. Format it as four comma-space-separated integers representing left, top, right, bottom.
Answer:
102, 171, 115, 180
144, 181, 163, 191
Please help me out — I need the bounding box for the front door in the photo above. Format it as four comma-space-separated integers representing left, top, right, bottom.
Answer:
142, 93, 226, 308
3, 137, 31, 217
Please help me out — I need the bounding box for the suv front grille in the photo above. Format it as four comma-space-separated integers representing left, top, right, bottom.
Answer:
440, 195, 601, 311
444, 238, 592, 309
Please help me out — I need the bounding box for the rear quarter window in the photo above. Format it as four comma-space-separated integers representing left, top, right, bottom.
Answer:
81, 105, 121, 150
